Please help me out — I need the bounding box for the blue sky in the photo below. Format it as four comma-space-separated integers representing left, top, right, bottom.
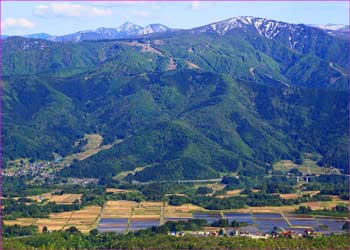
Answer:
2, 1, 349, 36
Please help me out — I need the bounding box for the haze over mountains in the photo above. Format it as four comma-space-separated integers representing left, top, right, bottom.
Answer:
3, 16, 349, 182
3, 22, 172, 42
3, 16, 349, 41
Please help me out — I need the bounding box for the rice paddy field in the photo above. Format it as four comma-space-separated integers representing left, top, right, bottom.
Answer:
97, 201, 348, 235
193, 212, 222, 223
97, 218, 128, 233
4, 205, 101, 233
101, 200, 137, 219
28, 193, 82, 204
97, 202, 204, 233
5, 200, 348, 235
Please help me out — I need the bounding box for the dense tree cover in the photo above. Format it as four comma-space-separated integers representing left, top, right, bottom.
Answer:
210, 219, 249, 228
3, 199, 81, 220
295, 205, 349, 217
196, 187, 213, 195
3, 230, 349, 250
295, 206, 313, 214
3, 28, 348, 180
221, 174, 298, 195
2, 176, 55, 198
168, 195, 191, 206
187, 192, 304, 210
134, 219, 209, 235
210, 218, 230, 228
262, 176, 297, 194
313, 175, 350, 196
81, 190, 144, 207
2, 31, 349, 250
3, 224, 38, 237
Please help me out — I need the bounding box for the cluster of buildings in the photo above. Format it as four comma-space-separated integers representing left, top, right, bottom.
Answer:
3, 161, 52, 177
169, 228, 319, 239
68, 178, 99, 185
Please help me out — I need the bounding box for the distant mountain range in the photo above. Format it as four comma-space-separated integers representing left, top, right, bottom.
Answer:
2, 17, 348, 42
3, 16, 349, 181
2, 22, 172, 42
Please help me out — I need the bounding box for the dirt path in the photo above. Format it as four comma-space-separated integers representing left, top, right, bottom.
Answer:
133, 178, 222, 185
280, 210, 292, 227
250, 210, 261, 235
91, 205, 104, 231
160, 202, 165, 225
329, 62, 347, 84
61, 211, 75, 231
126, 207, 135, 234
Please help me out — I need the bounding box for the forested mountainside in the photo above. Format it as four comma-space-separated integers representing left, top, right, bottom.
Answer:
3, 17, 349, 180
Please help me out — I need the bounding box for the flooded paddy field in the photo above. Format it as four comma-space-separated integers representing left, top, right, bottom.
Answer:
254, 213, 283, 220
255, 219, 289, 233
193, 212, 347, 235
94, 201, 348, 235
317, 218, 346, 234
287, 217, 319, 227
223, 212, 254, 224
97, 218, 128, 233
128, 219, 160, 232
193, 212, 222, 223
164, 218, 192, 222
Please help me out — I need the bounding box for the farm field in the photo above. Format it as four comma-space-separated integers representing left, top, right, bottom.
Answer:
278, 191, 320, 200
28, 193, 82, 204
81, 134, 103, 151
301, 200, 348, 210
164, 203, 204, 219
98, 202, 205, 233
105, 188, 134, 194
217, 189, 260, 198
5, 199, 349, 235
101, 200, 137, 219
58, 135, 123, 168
97, 200, 349, 234
4, 206, 101, 233
231, 199, 349, 214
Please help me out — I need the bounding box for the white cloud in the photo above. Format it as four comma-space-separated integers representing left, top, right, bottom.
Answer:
2, 18, 35, 30
33, 3, 112, 18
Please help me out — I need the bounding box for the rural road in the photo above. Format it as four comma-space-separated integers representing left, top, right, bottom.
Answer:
132, 178, 223, 185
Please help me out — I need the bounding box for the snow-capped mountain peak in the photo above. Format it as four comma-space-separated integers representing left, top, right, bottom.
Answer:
310, 24, 348, 31
116, 22, 143, 32
139, 24, 170, 35
196, 16, 293, 39
7, 17, 347, 43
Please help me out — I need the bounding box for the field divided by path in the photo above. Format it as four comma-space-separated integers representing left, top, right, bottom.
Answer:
5, 200, 348, 235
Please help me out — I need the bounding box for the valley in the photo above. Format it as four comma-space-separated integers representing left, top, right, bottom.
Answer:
3, 134, 122, 184
4, 185, 349, 235
2, 13, 349, 250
